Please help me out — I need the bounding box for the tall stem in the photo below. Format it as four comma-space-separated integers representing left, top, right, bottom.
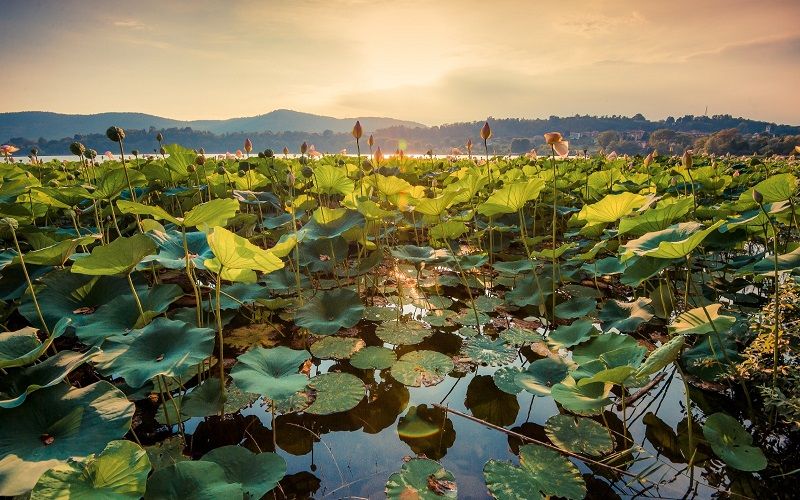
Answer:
127, 273, 145, 318
9, 225, 50, 335
215, 270, 226, 399
550, 145, 558, 320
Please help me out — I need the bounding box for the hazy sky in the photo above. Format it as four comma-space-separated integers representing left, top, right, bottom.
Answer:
1, 0, 798, 125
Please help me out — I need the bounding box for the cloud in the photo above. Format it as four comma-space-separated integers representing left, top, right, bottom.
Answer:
113, 19, 146, 30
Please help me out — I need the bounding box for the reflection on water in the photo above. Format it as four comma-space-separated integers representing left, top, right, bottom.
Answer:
397, 404, 456, 460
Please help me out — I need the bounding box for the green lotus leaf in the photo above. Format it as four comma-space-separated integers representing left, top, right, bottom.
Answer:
703, 412, 767, 472
572, 333, 640, 365
76, 284, 183, 346
669, 304, 735, 336
582, 192, 647, 224
748, 173, 797, 203
478, 179, 545, 216
145, 436, 187, 471
204, 282, 271, 311
461, 337, 516, 366
430, 220, 468, 241
230, 346, 310, 401
499, 327, 545, 347
182, 198, 239, 229
618, 196, 694, 236
294, 288, 364, 335
156, 379, 225, 424
721, 201, 790, 232
621, 221, 724, 260
33, 186, 92, 208
493, 259, 536, 274
30, 440, 151, 499
554, 297, 597, 319
202, 446, 286, 499
411, 191, 459, 217
0, 348, 98, 408
682, 335, 739, 381
465, 375, 520, 426
514, 357, 569, 396
298, 235, 348, 273
493, 366, 523, 394
547, 319, 598, 349
391, 350, 454, 387
386, 458, 457, 499
636, 336, 686, 377
483, 443, 586, 500
619, 255, 674, 286
309, 336, 365, 360
15, 236, 96, 266
735, 246, 800, 275
364, 306, 400, 322
205, 225, 284, 279
506, 274, 553, 307
300, 209, 365, 240
0, 318, 69, 369
576, 365, 637, 387
71, 233, 156, 276
0, 381, 134, 496
551, 377, 612, 415
350, 346, 397, 370
390, 245, 452, 266
117, 200, 181, 225
94, 318, 215, 388
94, 168, 148, 200
305, 372, 365, 415
310, 164, 354, 196
545, 414, 613, 457
423, 309, 457, 327
372, 174, 413, 198
144, 460, 242, 500
18, 270, 133, 332
141, 230, 212, 270
599, 297, 654, 333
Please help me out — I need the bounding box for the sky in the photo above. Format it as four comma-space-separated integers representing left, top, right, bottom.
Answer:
1, 0, 798, 125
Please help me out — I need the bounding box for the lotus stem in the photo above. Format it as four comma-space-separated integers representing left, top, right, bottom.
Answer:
550, 145, 558, 322
9, 224, 50, 336
215, 269, 226, 401
181, 226, 203, 327
126, 273, 145, 318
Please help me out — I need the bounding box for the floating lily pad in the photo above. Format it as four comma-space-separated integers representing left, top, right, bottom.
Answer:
483, 443, 586, 500
545, 414, 614, 456
547, 319, 597, 349
230, 346, 309, 402
514, 358, 570, 396
202, 446, 286, 498
391, 350, 454, 387
599, 298, 654, 333
554, 297, 597, 319
31, 440, 151, 499
386, 458, 457, 499
550, 377, 612, 415
499, 327, 544, 347
144, 460, 242, 499
145, 436, 187, 471
350, 346, 397, 370
305, 372, 365, 415
309, 336, 365, 360
669, 304, 735, 336
0, 382, 134, 496
94, 318, 215, 389
376, 320, 432, 345
703, 412, 767, 472
390, 245, 452, 266
493, 366, 523, 395
294, 288, 364, 335
461, 337, 516, 366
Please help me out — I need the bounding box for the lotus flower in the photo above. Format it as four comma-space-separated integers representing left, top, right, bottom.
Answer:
352, 121, 363, 140
283, 146, 289, 156
795, 145, 800, 154
682, 150, 693, 169
606, 151, 618, 161
244, 138, 253, 153
1, 144, 19, 155
368, 134, 374, 148
104, 151, 114, 159
543, 132, 569, 158
235, 150, 243, 158
525, 149, 537, 159
644, 151, 654, 168
374, 147, 383, 164
466, 138, 473, 153
339, 149, 348, 155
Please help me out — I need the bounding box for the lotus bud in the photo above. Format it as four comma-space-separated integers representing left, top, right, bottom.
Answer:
752, 189, 763, 204
159, 146, 166, 155
795, 145, 800, 154
362, 159, 373, 172
374, 147, 383, 164
733, 170, 740, 177
244, 138, 253, 153
480, 122, 492, 141
682, 150, 693, 169
30, 147, 39, 156
301, 165, 313, 178
187, 164, 196, 173
299, 156, 309, 166
49, 179, 60, 187
352, 121, 363, 140
466, 138, 473, 152
216, 165, 226, 175
264, 148, 274, 158
426, 149, 433, 157
66, 173, 75, 181
238, 169, 246, 177
69, 142, 86, 156
300, 142, 308, 155
106, 126, 125, 142
644, 151, 654, 168
156, 132, 164, 143
286, 171, 296, 186
368, 134, 374, 148
282, 147, 289, 156
195, 155, 205, 166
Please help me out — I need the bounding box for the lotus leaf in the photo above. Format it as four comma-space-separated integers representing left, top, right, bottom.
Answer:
703, 412, 767, 471
483, 443, 586, 500
202, 446, 286, 498
391, 350, 454, 387
305, 372, 365, 415
294, 288, 364, 335
71, 233, 156, 276
545, 414, 614, 456
350, 346, 397, 370
514, 357, 570, 396
385, 458, 457, 499
230, 346, 309, 401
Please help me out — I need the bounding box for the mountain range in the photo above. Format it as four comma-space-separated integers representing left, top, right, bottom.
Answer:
0, 109, 426, 141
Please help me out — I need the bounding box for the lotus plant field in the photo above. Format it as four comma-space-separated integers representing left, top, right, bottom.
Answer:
2, 123, 800, 499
